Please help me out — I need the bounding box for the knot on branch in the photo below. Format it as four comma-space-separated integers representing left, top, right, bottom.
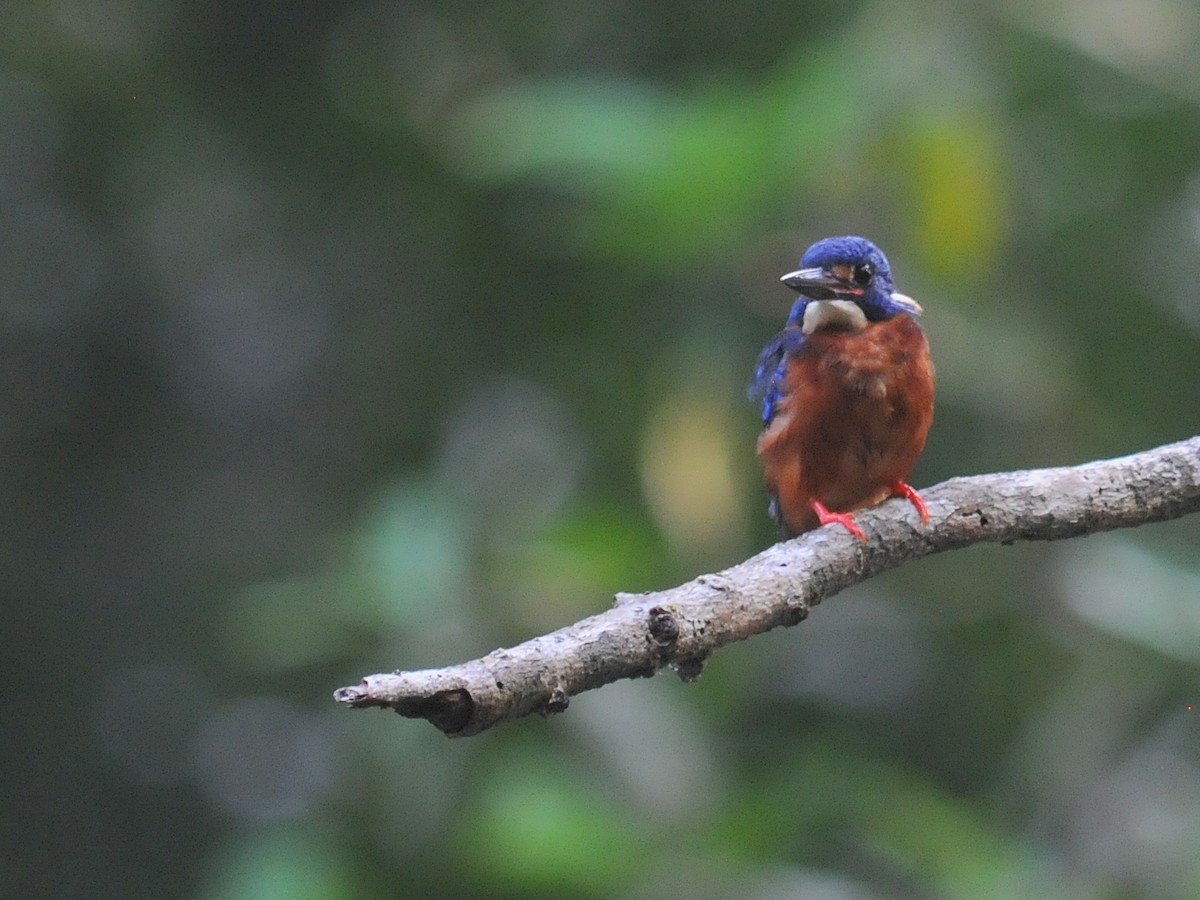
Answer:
782, 598, 809, 626
671, 656, 708, 683
647, 605, 680, 645
540, 683, 570, 716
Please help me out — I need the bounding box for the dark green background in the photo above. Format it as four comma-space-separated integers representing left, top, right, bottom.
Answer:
6, 2, 1199, 897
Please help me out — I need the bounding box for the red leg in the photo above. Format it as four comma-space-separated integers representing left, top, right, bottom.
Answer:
810, 498, 867, 542
890, 481, 929, 524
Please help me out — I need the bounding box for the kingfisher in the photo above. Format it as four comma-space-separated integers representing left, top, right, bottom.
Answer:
753, 236, 934, 541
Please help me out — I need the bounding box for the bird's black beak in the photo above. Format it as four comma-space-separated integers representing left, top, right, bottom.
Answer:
779, 266, 858, 300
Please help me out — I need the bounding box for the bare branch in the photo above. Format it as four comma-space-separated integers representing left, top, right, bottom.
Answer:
335, 436, 1200, 737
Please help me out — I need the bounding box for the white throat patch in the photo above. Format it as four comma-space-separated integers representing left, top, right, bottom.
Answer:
801, 299, 868, 334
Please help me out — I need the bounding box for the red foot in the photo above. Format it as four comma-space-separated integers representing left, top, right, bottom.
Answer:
890, 481, 929, 524
810, 499, 867, 542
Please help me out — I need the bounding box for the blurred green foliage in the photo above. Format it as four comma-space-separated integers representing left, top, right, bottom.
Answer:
4, 1, 1200, 898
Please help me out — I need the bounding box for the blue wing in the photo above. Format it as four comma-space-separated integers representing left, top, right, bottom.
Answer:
751, 335, 789, 426
750, 299, 810, 427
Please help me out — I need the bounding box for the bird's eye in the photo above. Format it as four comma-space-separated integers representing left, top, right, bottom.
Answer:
851, 262, 874, 287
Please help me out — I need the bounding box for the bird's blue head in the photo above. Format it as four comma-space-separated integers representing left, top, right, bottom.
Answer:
781, 236, 922, 326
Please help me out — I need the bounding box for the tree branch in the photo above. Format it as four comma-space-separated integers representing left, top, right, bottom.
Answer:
334, 436, 1200, 737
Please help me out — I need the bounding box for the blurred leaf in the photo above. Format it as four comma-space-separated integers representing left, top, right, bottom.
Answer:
889, 113, 1009, 280
499, 501, 666, 624
354, 477, 470, 627
864, 774, 1028, 897
223, 478, 474, 669
461, 750, 643, 894
714, 743, 1077, 898
441, 46, 866, 265
201, 828, 363, 900
1059, 536, 1200, 663
443, 79, 674, 183
223, 574, 361, 671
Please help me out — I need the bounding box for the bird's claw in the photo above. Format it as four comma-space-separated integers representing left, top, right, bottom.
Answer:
810, 499, 867, 542
890, 481, 929, 524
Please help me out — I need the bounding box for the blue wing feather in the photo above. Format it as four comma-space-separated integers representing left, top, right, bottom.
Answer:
750, 298, 809, 427
750, 336, 788, 425
751, 299, 810, 534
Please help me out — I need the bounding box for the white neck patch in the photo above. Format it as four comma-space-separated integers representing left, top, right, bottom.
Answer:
801, 299, 868, 334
